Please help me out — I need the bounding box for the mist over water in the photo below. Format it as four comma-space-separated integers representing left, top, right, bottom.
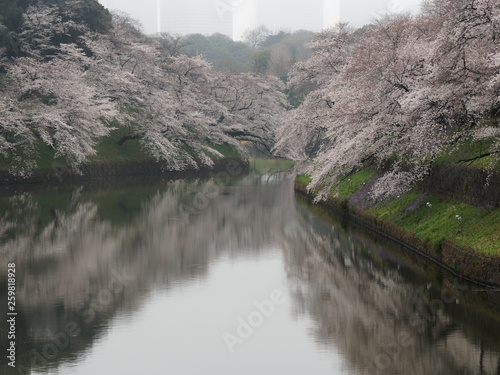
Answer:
1, 173, 499, 374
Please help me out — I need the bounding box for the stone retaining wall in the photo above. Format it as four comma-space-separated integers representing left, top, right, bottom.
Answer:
295, 181, 500, 288
422, 164, 500, 207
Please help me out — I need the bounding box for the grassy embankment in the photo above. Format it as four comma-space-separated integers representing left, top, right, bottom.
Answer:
295, 138, 500, 258
0, 123, 241, 173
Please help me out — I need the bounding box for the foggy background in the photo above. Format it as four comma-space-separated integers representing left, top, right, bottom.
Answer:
97, 0, 423, 39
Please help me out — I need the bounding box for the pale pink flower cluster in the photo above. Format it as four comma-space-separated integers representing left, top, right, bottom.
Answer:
274, 0, 500, 199
0, 3, 286, 176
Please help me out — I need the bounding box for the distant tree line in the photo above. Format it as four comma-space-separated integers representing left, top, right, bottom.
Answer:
180, 27, 314, 78
179, 26, 314, 107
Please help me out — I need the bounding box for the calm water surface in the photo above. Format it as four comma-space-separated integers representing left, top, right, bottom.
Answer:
1, 172, 499, 374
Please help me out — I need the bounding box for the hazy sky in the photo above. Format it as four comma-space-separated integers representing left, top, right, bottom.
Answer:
98, 0, 424, 38
338, 0, 422, 27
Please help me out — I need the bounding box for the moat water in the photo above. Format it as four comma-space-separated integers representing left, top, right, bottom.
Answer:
1, 171, 499, 375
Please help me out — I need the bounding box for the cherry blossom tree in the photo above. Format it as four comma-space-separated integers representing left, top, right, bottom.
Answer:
85, 14, 233, 169
1, 2, 287, 175
275, 0, 500, 200
17, 2, 89, 58
1, 42, 116, 176
273, 24, 355, 161
87, 11, 286, 166
211, 72, 286, 155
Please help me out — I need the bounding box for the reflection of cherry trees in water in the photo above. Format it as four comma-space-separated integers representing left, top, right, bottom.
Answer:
1, 176, 295, 298
0, 174, 296, 370
1, 175, 499, 373
282, 203, 500, 375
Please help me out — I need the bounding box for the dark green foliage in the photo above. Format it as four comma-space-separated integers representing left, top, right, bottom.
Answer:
0, 0, 23, 30
27, 0, 112, 33
0, 0, 23, 55
67, 0, 112, 34
0, 0, 111, 57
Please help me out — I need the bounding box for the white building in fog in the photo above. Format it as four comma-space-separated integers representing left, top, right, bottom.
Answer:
160, 0, 233, 37
98, 0, 340, 39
